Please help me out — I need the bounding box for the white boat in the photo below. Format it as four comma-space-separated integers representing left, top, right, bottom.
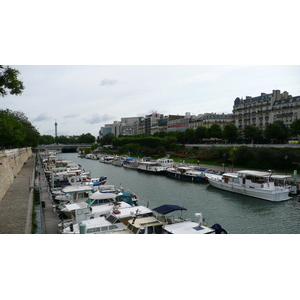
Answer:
58, 188, 136, 219
53, 185, 97, 205
99, 155, 115, 163
61, 217, 127, 234
153, 204, 228, 234
206, 170, 291, 202
85, 153, 98, 160
166, 166, 210, 183
122, 157, 139, 169
137, 157, 175, 174
61, 205, 153, 234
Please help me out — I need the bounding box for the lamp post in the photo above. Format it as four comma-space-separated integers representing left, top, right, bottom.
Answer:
223, 153, 226, 172
285, 155, 288, 175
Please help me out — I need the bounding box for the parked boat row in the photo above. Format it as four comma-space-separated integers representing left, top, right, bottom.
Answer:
96, 153, 294, 202
39, 150, 227, 234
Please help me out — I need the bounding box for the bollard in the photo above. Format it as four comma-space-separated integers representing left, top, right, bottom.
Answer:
52, 205, 56, 213
79, 223, 86, 234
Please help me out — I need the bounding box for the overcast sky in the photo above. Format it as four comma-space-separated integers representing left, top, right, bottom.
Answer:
2, 65, 300, 137
2, 1, 300, 138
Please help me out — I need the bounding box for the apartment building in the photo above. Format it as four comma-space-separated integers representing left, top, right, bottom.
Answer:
201, 113, 233, 129
232, 89, 300, 138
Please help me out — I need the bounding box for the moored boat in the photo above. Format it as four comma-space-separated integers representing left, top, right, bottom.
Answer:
153, 204, 228, 234
206, 170, 291, 202
137, 157, 175, 174
166, 166, 209, 182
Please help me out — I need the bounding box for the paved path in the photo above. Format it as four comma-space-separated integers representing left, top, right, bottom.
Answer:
0, 154, 35, 234
0, 153, 61, 234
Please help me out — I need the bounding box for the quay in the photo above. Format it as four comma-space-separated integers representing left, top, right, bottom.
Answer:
0, 153, 60, 234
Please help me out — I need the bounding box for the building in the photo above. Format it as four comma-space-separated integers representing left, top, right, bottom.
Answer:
167, 113, 190, 132
201, 113, 233, 129
144, 112, 164, 135
120, 117, 141, 136
232, 89, 300, 138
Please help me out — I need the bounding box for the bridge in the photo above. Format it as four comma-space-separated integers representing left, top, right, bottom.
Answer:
35, 144, 93, 153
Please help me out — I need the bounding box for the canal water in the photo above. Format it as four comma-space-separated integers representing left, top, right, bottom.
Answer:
63, 153, 300, 234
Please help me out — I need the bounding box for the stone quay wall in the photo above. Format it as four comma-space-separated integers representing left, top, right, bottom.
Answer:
0, 147, 33, 202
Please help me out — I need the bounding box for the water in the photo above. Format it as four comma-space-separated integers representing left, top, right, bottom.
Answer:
63, 153, 300, 234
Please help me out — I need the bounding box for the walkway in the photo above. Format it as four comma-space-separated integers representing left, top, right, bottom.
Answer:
0, 154, 35, 234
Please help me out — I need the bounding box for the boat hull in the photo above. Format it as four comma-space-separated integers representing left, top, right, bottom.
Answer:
167, 172, 209, 183
208, 178, 290, 202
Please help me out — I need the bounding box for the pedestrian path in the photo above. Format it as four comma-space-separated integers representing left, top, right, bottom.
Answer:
0, 154, 35, 234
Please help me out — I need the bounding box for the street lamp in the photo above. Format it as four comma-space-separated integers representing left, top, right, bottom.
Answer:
285, 155, 288, 175
223, 153, 226, 172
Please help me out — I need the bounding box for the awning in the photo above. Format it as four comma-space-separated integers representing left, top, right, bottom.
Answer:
153, 204, 187, 215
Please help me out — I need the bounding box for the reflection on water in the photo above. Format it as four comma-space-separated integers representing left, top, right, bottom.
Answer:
64, 153, 300, 234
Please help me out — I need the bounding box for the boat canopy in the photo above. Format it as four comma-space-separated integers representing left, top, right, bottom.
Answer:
116, 192, 134, 206
153, 204, 187, 215
237, 170, 272, 177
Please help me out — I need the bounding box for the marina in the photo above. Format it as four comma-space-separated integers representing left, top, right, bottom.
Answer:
40, 152, 300, 234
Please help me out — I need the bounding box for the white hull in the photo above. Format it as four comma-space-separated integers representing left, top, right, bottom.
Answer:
208, 177, 290, 202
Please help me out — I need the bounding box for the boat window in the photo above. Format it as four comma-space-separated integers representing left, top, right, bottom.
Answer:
77, 209, 82, 215
101, 226, 108, 231
83, 208, 90, 214
132, 226, 139, 234
87, 227, 101, 233
155, 225, 163, 234
106, 215, 119, 223
146, 226, 154, 234
109, 225, 118, 230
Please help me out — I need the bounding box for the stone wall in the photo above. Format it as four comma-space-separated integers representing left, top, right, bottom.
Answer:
0, 147, 33, 202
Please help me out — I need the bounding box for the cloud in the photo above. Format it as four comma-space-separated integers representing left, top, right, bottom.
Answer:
64, 113, 79, 119
100, 78, 119, 86
85, 113, 116, 124
32, 113, 52, 122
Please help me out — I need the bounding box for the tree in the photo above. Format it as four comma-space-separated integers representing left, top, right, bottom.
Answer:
77, 133, 96, 144
264, 123, 286, 143
207, 124, 223, 139
223, 123, 238, 142
100, 132, 115, 146
195, 126, 207, 142
290, 119, 300, 137
243, 125, 260, 143
0, 65, 24, 97
184, 128, 195, 143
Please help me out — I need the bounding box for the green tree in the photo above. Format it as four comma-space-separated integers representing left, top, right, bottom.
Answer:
184, 128, 195, 143
77, 133, 96, 143
195, 126, 207, 142
0, 65, 25, 97
100, 132, 116, 146
207, 124, 223, 139
223, 123, 238, 142
264, 123, 286, 143
39, 135, 55, 145
290, 119, 300, 136
243, 125, 260, 143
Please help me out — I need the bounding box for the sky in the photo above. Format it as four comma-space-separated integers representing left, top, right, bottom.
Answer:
2, 1, 300, 139
2, 65, 300, 138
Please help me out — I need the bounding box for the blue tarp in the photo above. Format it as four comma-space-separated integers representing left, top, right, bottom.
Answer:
153, 204, 187, 215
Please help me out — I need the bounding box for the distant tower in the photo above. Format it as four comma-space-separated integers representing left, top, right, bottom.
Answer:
55, 120, 58, 140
